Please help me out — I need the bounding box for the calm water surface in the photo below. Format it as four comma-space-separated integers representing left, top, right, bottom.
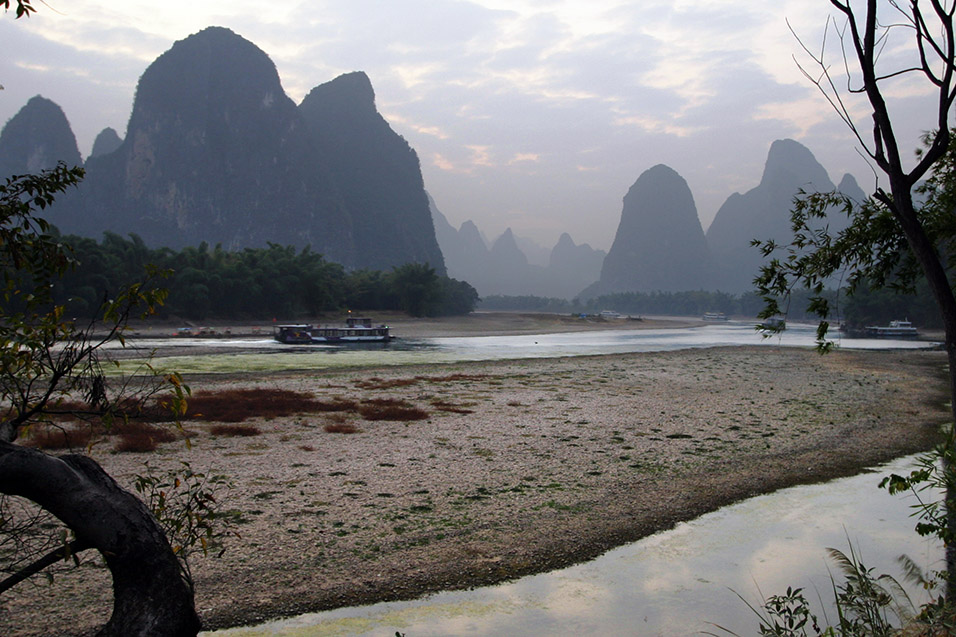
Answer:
207, 455, 939, 636
125, 321, 935, 374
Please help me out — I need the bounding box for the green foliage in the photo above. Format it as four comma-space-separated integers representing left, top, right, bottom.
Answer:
715, 545, 925, 636
132, 462, 237, 589
754, 131, 956, 349
48, 235, 478, 319
0, 164, 180, 442
755, 587, 821, 636
1, 1, 34, 18
880, 426, 956, 576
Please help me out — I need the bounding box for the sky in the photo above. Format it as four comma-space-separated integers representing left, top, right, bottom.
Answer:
0, 1, 944, 252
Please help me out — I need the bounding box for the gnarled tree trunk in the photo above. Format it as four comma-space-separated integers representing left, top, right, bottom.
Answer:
0, 441, 200, 636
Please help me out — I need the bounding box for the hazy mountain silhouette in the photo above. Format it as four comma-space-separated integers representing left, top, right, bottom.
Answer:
89, 127, 123, 159
298, 72, 445, 274
706, 139, 836, 292
547, 233, 607, 297
429, 196, 604, 298
6, 27, 447, 273
41, 27, 354, 263
0, 95, 82, 177
596, 164, 713, 294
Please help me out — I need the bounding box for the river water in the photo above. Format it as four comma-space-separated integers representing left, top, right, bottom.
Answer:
128, 321, 933, 374
208, 455, 939, 636
186, 321, 940, 635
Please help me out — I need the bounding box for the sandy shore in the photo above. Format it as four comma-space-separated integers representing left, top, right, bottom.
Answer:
0, 315, 950, 635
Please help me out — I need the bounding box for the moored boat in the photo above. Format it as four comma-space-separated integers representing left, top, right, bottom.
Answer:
862, 319, 918, 338
273, 317, 393, 344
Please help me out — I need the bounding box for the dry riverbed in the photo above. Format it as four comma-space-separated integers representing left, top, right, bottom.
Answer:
0, 341, 949, 635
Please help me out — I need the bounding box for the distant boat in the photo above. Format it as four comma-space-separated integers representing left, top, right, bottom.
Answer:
862, 319, 919, 338
273, 317, 393, 344
598, 310, 622, 319
758, 316, 786, 331
703, 312, 728, 321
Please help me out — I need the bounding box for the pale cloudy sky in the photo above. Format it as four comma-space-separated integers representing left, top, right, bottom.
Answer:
0, 1, 941, 251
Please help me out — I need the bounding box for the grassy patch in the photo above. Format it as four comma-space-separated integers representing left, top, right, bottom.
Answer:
324, 422, 360, 434
210, 424, 262, 437
359, 398, 429, 421
183, 388, 334, 422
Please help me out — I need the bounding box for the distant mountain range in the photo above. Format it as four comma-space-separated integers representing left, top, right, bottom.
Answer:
0, 27, 870, 300
0, 27, 445, 274
429, 195, 606, 298
584, 138, 867, 297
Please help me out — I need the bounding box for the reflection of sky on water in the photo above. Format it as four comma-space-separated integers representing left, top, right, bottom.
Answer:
123, 322, 937, 374
207, 456, 940, 637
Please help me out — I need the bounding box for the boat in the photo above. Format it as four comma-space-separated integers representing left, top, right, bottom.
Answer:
758, 316, 786, 331
702, 312, 728, 321
272, 324, 314, 344
861, 319, 919, 338
273, 317, 393, 344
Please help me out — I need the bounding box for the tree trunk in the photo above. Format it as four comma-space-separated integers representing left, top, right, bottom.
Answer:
0, 442, 200, 636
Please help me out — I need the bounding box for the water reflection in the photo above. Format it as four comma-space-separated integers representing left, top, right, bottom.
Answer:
126, 322, 937, 374
207, 456, 939, 637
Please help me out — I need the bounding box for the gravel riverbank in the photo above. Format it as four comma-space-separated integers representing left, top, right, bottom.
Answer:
0, 323, 948, 635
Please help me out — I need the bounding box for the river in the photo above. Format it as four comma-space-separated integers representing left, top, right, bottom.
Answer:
207, 454, 938, 636
195, 323, 940, 635
126, 321, 934, 374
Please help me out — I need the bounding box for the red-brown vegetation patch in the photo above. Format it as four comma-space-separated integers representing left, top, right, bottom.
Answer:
111, 423, 177, 453
209, 424, 262, 437
25, 425, 93, 450
429, 400, 475, 414
358, 398, 429, 421
415, 373, 489, 383
183, 388, 323, 422
312, 398, 360, 412
354, 377, 418, 390
324, 422, 360, 434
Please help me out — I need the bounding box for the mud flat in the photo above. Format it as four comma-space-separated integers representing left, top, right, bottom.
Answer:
0, 342, 948, 635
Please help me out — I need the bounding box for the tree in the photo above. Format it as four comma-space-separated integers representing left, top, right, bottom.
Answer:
1, 0, 34, 18
0, 165, 201, 635
755, 0, 956, 592
389, 262, 441, 317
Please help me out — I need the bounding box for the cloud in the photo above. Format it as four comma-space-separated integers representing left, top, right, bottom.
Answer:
432, 153, 456, 171
612, 114, 704, 138
508, 153, 539, 164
